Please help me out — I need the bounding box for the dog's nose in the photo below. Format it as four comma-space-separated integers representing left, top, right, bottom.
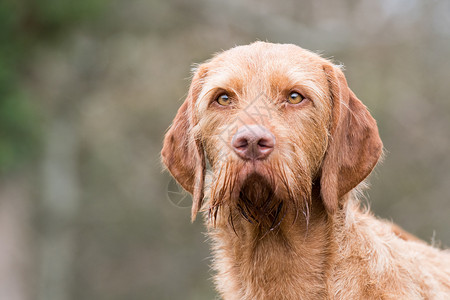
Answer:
231, 125, 275, 160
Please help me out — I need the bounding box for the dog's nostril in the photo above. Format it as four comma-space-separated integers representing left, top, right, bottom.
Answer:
231, 125, 275, 160
234, 137, 249, 149
258, 137, 274, 149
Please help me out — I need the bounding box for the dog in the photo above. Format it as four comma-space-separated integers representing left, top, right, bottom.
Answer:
162, 42, 450, 299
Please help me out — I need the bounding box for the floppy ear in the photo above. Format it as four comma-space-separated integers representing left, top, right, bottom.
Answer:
320, 64, 383, 214
161, 67, 207, 221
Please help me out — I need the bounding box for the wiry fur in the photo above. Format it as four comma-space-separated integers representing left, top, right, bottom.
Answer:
162, 42, 450, 299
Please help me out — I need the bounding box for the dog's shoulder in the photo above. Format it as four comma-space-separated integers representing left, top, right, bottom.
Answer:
330, 199, 450, 299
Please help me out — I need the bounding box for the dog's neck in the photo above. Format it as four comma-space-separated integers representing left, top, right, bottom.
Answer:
208, 194, 334, 300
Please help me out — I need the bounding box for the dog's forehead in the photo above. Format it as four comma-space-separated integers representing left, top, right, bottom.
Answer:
203, 42, 328, 90
214, 43, 324, 71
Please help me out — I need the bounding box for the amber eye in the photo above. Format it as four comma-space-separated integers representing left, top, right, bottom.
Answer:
217, 94, 231, 106
287, 92, 304, 104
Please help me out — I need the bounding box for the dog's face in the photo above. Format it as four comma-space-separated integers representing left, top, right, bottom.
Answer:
162, 42, 382, 227
195, 44, 332, 226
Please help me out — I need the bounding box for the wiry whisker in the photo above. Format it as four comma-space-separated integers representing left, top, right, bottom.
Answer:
206, 141, 313, 240
209, 161, 230, 226
228, 207, 238, 236
237, 202, 254, 224
276, 160, 300, 227
270, 202, 284, 231
303, 199, 310, 234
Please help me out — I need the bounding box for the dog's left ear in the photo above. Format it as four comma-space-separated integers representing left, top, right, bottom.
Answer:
320, 64, 383, 214
161, 66, 207, 221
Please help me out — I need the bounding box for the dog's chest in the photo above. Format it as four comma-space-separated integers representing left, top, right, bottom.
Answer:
212, 229, 329, 300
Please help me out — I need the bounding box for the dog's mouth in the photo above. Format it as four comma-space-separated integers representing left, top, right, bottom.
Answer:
235, 173, 282, 226
209, 157, 310, 231
230, 161, 275, 197
224, 163, 289, 230
239, 173, 274, 206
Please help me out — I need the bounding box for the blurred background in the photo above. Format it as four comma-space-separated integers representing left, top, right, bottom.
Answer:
0, 0, 449, 299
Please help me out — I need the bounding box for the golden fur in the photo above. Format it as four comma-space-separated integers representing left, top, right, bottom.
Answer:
162, 42, 450, 299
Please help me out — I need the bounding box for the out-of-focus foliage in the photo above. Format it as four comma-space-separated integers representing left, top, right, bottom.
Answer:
0, 0, 104, 173
0, 1, 449, 299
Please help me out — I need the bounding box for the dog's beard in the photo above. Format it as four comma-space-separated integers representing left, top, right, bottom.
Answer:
236, 174, 278, 226
208, 156, 312, 233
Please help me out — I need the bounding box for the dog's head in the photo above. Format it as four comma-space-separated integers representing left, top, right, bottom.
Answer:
162, 42, 382, 227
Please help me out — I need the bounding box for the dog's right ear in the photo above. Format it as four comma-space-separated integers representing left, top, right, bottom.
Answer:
161, 66, 207, 222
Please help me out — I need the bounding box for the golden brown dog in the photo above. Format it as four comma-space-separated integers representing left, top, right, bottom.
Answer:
162, 42, 450, 299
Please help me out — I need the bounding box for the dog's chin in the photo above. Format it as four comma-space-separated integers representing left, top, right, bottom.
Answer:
209, 159, 309, 229
238, 173, 274, 204
230, 163, 286, 227
232, 162, 276, 200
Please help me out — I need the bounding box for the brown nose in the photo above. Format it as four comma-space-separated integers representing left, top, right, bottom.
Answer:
231, 125, 275, 160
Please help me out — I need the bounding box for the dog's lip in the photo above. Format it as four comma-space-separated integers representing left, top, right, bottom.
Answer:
240, 160, 267, 176
231, 162, 273, 198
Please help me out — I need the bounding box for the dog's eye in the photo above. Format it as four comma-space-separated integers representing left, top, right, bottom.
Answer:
217, 94, 231, 106
287, 92, 304, 104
